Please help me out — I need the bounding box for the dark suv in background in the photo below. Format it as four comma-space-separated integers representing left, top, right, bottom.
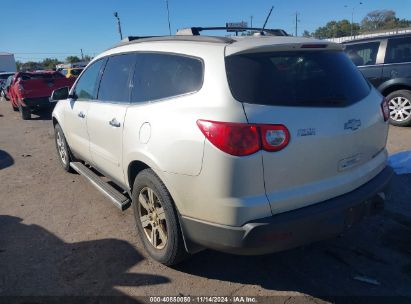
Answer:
344, 33, 411, 127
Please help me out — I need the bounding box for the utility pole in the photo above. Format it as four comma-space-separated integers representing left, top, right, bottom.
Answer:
295, 12, 300, 36
250, 15, 253, 28
165, 0, 172, 36
113, 12, 123, 40
80, 49, 84, 61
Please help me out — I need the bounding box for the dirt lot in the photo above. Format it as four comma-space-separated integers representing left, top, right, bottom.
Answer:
0, 99, 411, 303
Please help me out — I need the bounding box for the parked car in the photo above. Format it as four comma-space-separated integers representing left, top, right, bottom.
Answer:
9, 71, 75, 119
0, 72, 15, 99
51, 32, 392, 265
344, 33, 411, 126
60, 68, 84, 78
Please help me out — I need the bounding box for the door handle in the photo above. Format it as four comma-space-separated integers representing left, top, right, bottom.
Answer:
109, 118, 121, 127
78, 111, 85, 118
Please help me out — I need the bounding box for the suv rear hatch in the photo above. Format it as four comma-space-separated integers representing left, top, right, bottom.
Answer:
225, 40, 389, 215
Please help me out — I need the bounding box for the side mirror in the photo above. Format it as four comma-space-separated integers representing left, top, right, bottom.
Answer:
50, 87, 70, 102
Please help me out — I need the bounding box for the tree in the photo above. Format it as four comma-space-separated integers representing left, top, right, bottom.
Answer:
302, 30, 312, 37
16, 61, 23, 72
18, 61, 42, 72
42, 58, 61, 70
83, 55, 93, 62
361, 10, 411, 32
65, 56, 81, 63
313, 19, 360, 38
361, 10, 395, 31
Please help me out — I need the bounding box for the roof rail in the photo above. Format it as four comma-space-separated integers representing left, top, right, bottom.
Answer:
121, 36, 158, 42
108, 35, 235, 50
176, 27, 289, 36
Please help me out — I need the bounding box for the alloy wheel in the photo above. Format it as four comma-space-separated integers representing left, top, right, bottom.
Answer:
138, 187, 168, 250
389, 96, 411, 122
56, 131, 68, 165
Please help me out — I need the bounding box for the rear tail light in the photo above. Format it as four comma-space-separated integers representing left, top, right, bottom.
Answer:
260, 125, 290, 152
196, 120, 260, 156
381, 98, 389, 121
197, 120, 290, 156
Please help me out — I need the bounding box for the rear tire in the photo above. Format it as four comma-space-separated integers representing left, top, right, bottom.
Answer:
19, 103, 31, 120
132, 169, 187, 266
54, 124, 73, 172
386, 90, 411, 127
11, 100, 18, 111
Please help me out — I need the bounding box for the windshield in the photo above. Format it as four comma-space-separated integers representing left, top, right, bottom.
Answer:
70, 69, 83, 76
225, 51, 370, 107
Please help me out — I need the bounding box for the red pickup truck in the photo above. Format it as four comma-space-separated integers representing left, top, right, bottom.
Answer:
9, 71, 75, 120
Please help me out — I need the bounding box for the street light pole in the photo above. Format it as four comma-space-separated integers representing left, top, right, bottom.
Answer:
165, 0, 172, 36
345, 2, 363, 37
113, 12, 123, 40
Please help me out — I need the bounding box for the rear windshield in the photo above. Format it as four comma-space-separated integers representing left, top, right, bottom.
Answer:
225, 51, 371, 107
20, 72, 64, 80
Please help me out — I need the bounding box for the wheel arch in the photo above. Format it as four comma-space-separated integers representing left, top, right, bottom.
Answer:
127, 160, 150, 193
379, 79, 411, 97
126, 159, 203, 254
52, 116, 59, 127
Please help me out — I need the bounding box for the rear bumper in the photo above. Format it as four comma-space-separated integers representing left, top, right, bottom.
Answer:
22, 97, 54, 109
181, 166, 393, 255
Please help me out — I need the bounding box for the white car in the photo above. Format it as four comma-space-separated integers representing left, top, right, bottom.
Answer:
51, 30, 393, 265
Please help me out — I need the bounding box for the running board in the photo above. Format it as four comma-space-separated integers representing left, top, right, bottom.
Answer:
70, 162, 131, 211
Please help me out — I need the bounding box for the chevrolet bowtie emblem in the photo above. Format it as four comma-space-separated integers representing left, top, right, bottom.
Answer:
344, 119, 361, 131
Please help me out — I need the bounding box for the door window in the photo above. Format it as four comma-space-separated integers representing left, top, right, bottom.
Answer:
74, 59, 106, 100
131, 53, 203, 103
97, 54, 135, 103
386, 36, 411, 64
344, 42, 380, 66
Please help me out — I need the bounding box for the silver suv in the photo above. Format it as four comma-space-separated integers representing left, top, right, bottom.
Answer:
51, 29, 393, 265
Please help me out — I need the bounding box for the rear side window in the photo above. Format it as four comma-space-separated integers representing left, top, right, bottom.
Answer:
344, 42, 380, 66
225, 51, 371, 107
385, 36, 411, 64
74, 59, 105, 100
131, 53, 203, 103
98, 54, 135, 102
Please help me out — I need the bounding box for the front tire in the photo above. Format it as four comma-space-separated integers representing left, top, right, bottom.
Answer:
132, 169, 187, 266
54, 124, 72, 172
386, 90, 411, 127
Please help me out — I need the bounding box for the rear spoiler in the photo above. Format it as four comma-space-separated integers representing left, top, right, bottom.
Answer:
225, 41, 344, 56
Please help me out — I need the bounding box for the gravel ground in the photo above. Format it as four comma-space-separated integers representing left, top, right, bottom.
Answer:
0, 99, 410, 303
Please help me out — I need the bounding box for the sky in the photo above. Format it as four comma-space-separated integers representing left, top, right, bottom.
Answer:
1, 0, 410, 62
